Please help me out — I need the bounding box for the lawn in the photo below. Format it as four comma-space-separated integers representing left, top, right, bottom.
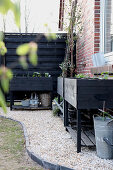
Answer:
0, 117, 44, 170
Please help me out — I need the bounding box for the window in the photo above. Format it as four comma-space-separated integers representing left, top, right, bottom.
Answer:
100, 0, 113, 53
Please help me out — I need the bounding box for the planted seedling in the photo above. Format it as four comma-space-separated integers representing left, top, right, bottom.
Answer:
45, 72, 51, 77
32, 72, 41, 77
98, 101, 113, 121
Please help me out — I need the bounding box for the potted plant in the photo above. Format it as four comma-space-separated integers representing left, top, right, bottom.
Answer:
93, 101, 113, 159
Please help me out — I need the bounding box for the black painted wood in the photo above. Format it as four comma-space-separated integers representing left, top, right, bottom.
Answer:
12, 105, 51, 110
4, 33, 67, 100
66, 127, 95, 146
77, 79, 113, 109
61, 78, 113, 109
64, 100, 69, 127
77, 109, 81, 153
57, 77, 113, 153
10, 77, 53, 91
10, 77, 53, 110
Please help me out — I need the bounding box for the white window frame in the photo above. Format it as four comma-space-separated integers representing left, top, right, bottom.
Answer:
100, 0, 106, 53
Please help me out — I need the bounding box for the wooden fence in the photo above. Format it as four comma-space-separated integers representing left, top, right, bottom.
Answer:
1, 33, 67, 99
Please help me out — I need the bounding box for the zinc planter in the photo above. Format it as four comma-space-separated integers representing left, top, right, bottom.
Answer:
93, 116, 113, 159
21, 99, 30, 107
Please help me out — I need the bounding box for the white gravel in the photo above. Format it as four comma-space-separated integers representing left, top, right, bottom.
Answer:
0, 107, 113, 170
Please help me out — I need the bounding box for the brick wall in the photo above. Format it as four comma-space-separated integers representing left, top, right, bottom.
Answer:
59, 0, 105, 75
76, 0, 101, 75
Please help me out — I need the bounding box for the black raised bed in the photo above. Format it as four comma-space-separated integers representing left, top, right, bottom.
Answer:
10, 77, 53, 110
57, 77, 113, 152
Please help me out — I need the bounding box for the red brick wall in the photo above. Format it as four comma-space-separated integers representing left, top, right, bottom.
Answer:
94, 0, 100, 54
76, 0, 100, 75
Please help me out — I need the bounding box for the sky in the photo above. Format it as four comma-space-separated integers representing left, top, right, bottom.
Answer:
0, 0, 60, 33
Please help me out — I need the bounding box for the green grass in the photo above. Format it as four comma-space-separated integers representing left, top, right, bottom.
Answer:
0, 117, 44, 170
0, 118, 24, 159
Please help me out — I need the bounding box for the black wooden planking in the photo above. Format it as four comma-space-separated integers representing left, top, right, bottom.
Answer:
6, 63, 62, 68
6, 43, 66, 49
83, 130, 96, 145
5, 37, 67, 43
12, 70, 61, 76
7, 49, 65, 56
4, 33, 66, 99
67, 126, 95, 146
6, 64, 61, 70
6, 50, 65, 56
76, 79, 113, 109
5, 36, 67, 41
10, 77, 53, 91
77, 79, 113, 87
81, 130, 94, 146
66, 126, 85, 146
78, 100, 113, 109
6, 57, 64, 63
5, 32, 67, 36
78, 87, 113, 95
78, 94, 113, 104
12, 105, 51, 110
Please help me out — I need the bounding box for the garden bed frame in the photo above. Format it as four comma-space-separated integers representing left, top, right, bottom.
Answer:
57, 77, 113, 152
10, 77, 53, 110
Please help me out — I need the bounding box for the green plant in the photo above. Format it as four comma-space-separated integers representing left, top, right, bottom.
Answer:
75, 73, 90, 78
59, 59, 71, 77
54, 96, 63, 102
98, 101, 113, 121
75, 73, 109, 80
100, 72, 109, 79
53, 106, 60, 116
32, 72, 41, 77
98, 109, 113, 121
45, 72, 51, 77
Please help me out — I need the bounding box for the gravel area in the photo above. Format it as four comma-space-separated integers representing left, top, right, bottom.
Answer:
0, 107, 113, 170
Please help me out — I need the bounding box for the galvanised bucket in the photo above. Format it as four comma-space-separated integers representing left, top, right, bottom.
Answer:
93, 116, 113, 159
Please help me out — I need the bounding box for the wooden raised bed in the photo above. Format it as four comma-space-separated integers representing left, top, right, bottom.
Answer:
10, 77, 53, 110
57, 77, 113, 152
10, 77, 53, 91
64, 78, 113, 109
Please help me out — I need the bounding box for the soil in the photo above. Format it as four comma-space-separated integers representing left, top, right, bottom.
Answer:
0, 117, 45, 170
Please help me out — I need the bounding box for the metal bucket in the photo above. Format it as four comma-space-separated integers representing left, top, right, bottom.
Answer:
21, 99, 30, 107
93, 116, 113, 159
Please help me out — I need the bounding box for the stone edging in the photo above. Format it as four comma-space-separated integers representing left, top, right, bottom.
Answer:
0, 115, 74, 170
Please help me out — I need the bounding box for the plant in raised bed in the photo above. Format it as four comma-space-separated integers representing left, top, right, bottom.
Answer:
45, 72, 51, 77
32, 72, 41, 77
75, 73, 90, 79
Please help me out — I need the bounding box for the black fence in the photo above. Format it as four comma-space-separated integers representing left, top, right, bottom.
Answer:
1, 33, 67, 99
